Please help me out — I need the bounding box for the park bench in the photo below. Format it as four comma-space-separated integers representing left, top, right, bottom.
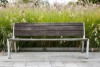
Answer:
7, 23, 89, 59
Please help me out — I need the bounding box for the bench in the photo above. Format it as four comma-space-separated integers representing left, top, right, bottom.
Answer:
7, 23, 89, 59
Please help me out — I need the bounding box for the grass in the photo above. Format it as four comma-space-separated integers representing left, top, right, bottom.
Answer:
0, 3, 100, 48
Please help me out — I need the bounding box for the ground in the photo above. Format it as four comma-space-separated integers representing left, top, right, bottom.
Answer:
0, 52, 100, 67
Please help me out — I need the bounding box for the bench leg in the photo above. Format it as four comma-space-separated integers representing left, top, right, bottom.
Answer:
14, 42, 17, 52
81, 41, 84, 53
7, 39, 11, 59
86, 39, 89, 59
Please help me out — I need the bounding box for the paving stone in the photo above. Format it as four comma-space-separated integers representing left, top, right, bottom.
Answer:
26, 62, 38, 66
64, 62, 78, 67
38, 62, 52, 67
75, 61, 92, 67
88, 62, 100, 67
13, 66, 26, 67
51, 62, 65, 67
0, 61, 14, 67
38, 62, 51, 65
13, 61, 26, 67
26, 66, 38, 67
39, 65, 52, 67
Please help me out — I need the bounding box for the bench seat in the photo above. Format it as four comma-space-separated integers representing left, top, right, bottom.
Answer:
9, 38, 88, 41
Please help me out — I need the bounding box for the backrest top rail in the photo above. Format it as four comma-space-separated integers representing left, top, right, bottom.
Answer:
15, 23, 83, 26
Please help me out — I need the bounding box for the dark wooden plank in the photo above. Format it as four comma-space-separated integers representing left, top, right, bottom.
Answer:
14, 30, 83, 36
15, 26, 83, 31
15, 23, 83, 26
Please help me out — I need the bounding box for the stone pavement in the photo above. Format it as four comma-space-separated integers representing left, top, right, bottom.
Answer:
0, 52, 100, 67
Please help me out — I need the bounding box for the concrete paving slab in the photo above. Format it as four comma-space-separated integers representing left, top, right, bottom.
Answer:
0, 61, 14, 67
13, 61, 26, 67
0, 52, 100, 67
51, 62, 65, 67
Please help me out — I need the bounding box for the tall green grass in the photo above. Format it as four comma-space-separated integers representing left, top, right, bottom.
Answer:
0, 4, 100, 48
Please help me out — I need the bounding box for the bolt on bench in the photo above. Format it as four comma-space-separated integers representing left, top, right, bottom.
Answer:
7, 23, 89, 59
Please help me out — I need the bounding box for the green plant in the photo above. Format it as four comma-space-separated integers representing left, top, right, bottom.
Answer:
0, 26, 8, 51
23, 0, 30, 3
79, 0, 100, 3
0, 3, 100, 48
90, 24, 100, 47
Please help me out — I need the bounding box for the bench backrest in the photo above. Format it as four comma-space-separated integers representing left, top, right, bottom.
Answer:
13, 23, 85, 38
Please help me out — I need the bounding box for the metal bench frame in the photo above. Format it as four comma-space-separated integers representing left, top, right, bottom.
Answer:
7, 23, 89, 59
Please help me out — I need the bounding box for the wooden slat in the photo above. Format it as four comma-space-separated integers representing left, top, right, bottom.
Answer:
15, 30, 83, 36
15, 23, 83, 26
15, 26, 83, 31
